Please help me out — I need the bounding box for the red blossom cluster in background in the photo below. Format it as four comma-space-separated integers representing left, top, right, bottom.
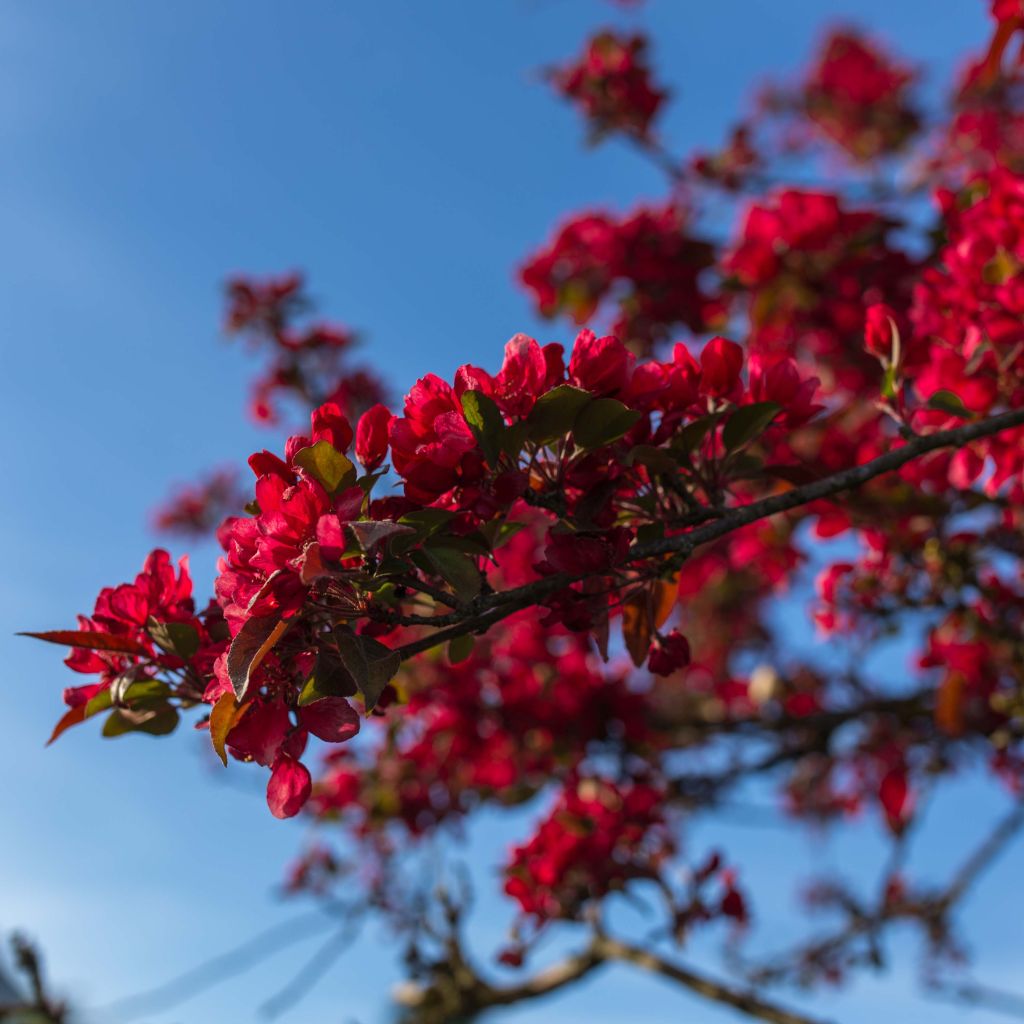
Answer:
801, 29, 920, 161
152, 273, 389, 539
26, 3, 1024, 1018
725, 189, 915, 394
224, 272, 387, 425
550, 30, 666, 143
520, 204, 724, 353
151, 468, 246, 536
504, 776, 672, 921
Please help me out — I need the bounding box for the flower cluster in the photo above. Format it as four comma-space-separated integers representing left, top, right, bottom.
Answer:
30, 4, 1024, 1007
550, 31, 667, 141
38, 550, 225, 745
44, 327, 825, 822
520, 205, 724, 352
311, 606, 650, 835
726, 189, 915, 393
151, 467, 246, 538
690, 125, 761, 191
929, 58, 1024, 180
906, 170, 1024, 496
503, 776, 672, 922
801, 29, 920, 160
224, 272, 387, 424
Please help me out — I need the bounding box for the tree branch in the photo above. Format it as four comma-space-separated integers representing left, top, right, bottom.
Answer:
396, 407, 1024, 661
595, 938, 834, 1024
397, 933, 833, 1024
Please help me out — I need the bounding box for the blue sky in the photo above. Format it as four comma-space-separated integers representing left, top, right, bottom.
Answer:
2, 1, 1021, 1021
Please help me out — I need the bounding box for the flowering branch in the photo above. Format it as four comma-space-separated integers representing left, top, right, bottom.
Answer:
395, 405, 1024, 662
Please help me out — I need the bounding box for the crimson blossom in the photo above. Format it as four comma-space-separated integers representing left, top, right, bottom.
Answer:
23, 4, 1024, 1023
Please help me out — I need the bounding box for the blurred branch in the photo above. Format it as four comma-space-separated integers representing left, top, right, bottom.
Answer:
0, 936, 66, 1024
745, 797, 1024, 989
393, 898, 831, 1024
97, 910, 339, 1022
927, 978, 1024, 1019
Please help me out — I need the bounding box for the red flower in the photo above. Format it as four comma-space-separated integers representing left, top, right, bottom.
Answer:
520, 205, 720, 352
802, 29, 920, 160
551, 31, 667, 141
699, 337, 744, 398
223, 271, 387, 424
310, 401, 354, 452
648, 630, 691, 676
864, 303, 900, 360
152, 468, 245, 538
267, 755, 312, 819
389, 374, 483, 502
504, 776, 671, 922
227, 697, 293, 767
568, 330, 635, 396
878, 768, 912, 834
355, 403, 393, 470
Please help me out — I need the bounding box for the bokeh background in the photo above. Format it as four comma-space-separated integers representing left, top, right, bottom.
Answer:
2, 1, 1019, 1021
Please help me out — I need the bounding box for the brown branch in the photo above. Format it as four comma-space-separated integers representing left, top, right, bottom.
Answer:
485, 943, 606, 1006
397, 933, 832, 1024
395, 407, 1024, 661
0, 936, 66, 1024
631, 407, 1024, 562
667, 692, 934, 806
595, 938, 834, 1024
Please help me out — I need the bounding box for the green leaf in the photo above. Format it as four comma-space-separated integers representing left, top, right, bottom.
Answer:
226, 615, 288, 700
298, 648, 357, 707
421, 543, 482, 602
672, 416, 717, 457
84, 687, 113, 719
348, 520, 415, 552
526, 385, 592, 445
293, 440, 357, 495
136, 708, 180, 735
429, 533, 490, 557
573, 398, 642, 450
502, 421, 530, 460
398, 508, 457, 537
627, 444, 679, 474
146, 618, 200, 660
102, 706, 179, 739
87, 675, 170, 717
123, 679, 172, 705
477, 518, 526, 552
448, 634, 475, 664
460, 390, 506, 466
927, 390, 972, 418
335, 629, 401, 711
722, 402, 782, 453
882, 364, 899, 401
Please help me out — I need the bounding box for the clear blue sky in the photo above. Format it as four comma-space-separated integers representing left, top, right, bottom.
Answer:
2, 2, 1020, 1022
